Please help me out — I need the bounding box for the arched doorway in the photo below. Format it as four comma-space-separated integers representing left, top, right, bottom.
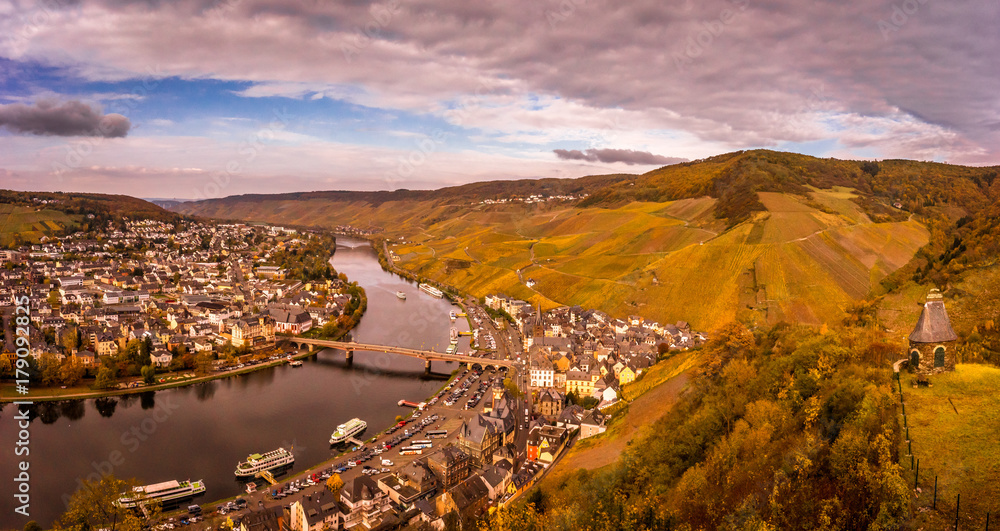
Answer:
910, 349, 921, 370
934, 346, 946, 368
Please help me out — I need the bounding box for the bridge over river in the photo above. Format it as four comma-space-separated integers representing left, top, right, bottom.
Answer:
283, 337, 517, 372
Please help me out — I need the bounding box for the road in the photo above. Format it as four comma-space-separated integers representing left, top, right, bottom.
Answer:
458, 298, 532, 437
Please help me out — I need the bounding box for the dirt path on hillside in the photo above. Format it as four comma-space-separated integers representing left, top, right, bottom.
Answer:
560, 371, 690, 471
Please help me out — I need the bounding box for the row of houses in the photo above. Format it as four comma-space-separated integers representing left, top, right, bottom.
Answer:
482, 294, 704, 414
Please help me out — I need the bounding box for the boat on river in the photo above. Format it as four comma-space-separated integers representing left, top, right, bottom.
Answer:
330, 417, 367, 445
235, 447, 294, 477
116, 479, 206, 508
419, 283, 443, 298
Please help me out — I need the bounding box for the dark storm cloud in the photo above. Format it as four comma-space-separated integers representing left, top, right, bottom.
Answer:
0, 100, 130, 138
554, 148, 688, 166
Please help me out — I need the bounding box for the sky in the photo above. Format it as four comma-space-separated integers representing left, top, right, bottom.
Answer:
0, 0, 997, 199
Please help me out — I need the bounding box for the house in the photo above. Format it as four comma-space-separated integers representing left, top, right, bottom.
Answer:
565, 369, 596, 396
529, 354, 554, 388
556, 405, 586, 430
457, 415, 502, 467
505, 461, 544, 500
379, 458, 439, 505
907, 289, 959, 377
91, 331, 119, 357
580, 410, 608, 439
227, 314, 276, 347
535, 388, 565, 419
237, 506, 283, 531
409, 499, 441, 530
269, 307, 314, 335
74, 350, 97, 367
478, 460, 513, 501
150, 349, 173, 368
436, 474, 490, 521
286, 490, 342, 531
425, 446, 470, 490
525, 425, 568, 465
341, 476, 389, 529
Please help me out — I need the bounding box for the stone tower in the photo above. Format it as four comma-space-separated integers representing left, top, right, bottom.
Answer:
908, 289, 958, 376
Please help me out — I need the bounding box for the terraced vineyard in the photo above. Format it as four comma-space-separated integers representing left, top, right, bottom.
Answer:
175, 189, 929, 330
379, 191, 928, 331
175, 150, 993, 330
0, 203, 79, 247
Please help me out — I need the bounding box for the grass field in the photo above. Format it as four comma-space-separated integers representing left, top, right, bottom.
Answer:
900, 364, 1000, 528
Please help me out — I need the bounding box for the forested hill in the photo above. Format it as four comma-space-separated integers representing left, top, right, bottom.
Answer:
0, 190, 181, 223
585, 149, 996, 226
0, 190, 182, 247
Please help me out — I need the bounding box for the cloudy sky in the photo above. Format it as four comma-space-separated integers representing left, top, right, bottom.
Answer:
0, 0, 997, 199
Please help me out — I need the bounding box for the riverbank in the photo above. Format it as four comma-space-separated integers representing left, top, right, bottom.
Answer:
0, 346, 318, 403
1, 247, 367, 403
162, 367, 464, 523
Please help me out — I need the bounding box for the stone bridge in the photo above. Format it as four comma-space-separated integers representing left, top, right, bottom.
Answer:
282, 337, 516, 372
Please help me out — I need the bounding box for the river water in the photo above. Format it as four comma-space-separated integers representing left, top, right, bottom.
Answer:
0, 237, 470, 526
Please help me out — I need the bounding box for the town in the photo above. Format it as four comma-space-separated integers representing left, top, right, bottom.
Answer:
0, 215, 705, 530
0, 217, 362, 393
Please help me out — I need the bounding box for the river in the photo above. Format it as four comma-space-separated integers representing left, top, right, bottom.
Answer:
0, 237, 471, 526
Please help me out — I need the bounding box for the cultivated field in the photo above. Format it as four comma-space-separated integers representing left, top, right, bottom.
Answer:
0, 203, 78, 247
174, 187, 929, 331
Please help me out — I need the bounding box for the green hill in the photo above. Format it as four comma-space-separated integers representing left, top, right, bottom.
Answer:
172, 150, 1000, 330
0, 190, 182, 248
0, 203, 80, 247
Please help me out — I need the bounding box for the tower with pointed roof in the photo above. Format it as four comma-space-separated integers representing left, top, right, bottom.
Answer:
908, 289, 958, 376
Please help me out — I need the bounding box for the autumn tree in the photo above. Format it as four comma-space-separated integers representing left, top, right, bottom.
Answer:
704, 321, 756, 376
195, 352, 214, 375
326, 473, 344, 493
55, 474, 160, 531
39, 352, 62, 387
141, 365, 156, 385
61, 327, 80, 353
95, 367, 117, 390
59, 358, 86, 386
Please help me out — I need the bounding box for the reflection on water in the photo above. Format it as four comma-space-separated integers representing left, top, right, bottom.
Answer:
95, 397, 118, 418
195, 381, 216, 401
0, 237, 469, 527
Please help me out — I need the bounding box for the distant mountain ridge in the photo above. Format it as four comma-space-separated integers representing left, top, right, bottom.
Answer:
181, 172, 634, 208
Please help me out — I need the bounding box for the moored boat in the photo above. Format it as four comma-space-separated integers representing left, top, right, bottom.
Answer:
329, 418, 367, 445
419, 283, 443, 298
235, 447, 295, 477
116, 479, 206, 508
396, 291, 407, 300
